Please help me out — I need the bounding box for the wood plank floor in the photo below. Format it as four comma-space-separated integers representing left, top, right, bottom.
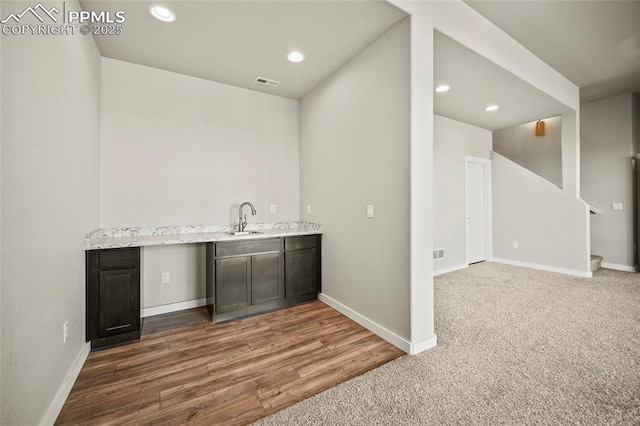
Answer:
56, 301, 405, 425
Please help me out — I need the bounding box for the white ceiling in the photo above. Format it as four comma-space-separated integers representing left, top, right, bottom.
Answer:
79, 0, 407, 99
80, 1, 635, 132
434, 31, 570, 131
465, 0, 640, 103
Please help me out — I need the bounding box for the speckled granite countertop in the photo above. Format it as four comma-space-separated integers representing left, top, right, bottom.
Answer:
84, 222, 323, 250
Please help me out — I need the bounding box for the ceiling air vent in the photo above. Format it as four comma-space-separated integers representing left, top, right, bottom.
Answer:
254, 76, 280, 87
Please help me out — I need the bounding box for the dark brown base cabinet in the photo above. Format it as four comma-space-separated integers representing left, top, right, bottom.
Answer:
207, 235, 321, 322
285, 236, 320, 298
86, 247, 141, 349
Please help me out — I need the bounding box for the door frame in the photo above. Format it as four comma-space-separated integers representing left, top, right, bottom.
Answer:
465, 156, 493, 264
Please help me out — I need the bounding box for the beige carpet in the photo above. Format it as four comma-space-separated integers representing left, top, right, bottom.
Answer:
255, 262, 640, 425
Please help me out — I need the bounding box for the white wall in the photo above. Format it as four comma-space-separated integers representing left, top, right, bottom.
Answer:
581, 93, 636, 270
434, 115, 492, 273
101, 58, 300, 310
0, 3, 102, 423
635, 94, 639, 268
492, 152, 590, 276
142, 244, 206, 311
300, 19, 412, 345
101, 58, 299, 228
493, 116, 562, 188
0, 15, 4, 419
634, 94, 639, 154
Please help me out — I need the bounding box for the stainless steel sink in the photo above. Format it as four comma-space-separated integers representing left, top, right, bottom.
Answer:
225, 231, 262, 236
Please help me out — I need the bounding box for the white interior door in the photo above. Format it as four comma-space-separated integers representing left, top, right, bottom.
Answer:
466, 160, 487, 264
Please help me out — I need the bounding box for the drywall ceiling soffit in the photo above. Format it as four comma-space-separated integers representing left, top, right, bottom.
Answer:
79, 0, 408, 100
465, 0, 640, 103
434, 31, 569, 131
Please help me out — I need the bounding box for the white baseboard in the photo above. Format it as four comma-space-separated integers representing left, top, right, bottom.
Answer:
601, 262, 637, 273
318, 293, 437, 355
142, 298, 207, 317
434, 264, 468, 276
319, 294, 411, 353
492, 258, 592, 278
40, 341, 90, 426
410, 334, 438, 355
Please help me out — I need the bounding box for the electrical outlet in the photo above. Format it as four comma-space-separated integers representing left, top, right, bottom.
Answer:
612, 202, 623, 211
270, 204, 277, 214
63, 321, 69, 343
367, 204, 374, 218
512, 242, 519, 249
162, 272, 170, 284
306, 205, 311, 214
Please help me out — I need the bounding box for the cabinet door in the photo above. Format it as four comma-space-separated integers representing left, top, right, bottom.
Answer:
285, 248, 317, 298
98, 268, 140, 337
252, 252, 284, 305
216, 256, 251, 313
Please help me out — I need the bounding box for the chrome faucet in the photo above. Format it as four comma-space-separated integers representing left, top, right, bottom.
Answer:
238, 201, 257, 232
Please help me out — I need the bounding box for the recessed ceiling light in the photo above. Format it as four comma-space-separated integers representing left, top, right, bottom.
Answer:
149, 5, 176, 22
287, 51, 304, 63
435, 85, 450, 93
485, 105, 499, 112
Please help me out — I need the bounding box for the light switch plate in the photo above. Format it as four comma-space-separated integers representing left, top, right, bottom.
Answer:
367, 204, 374, 218
612, 202, 623, 211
